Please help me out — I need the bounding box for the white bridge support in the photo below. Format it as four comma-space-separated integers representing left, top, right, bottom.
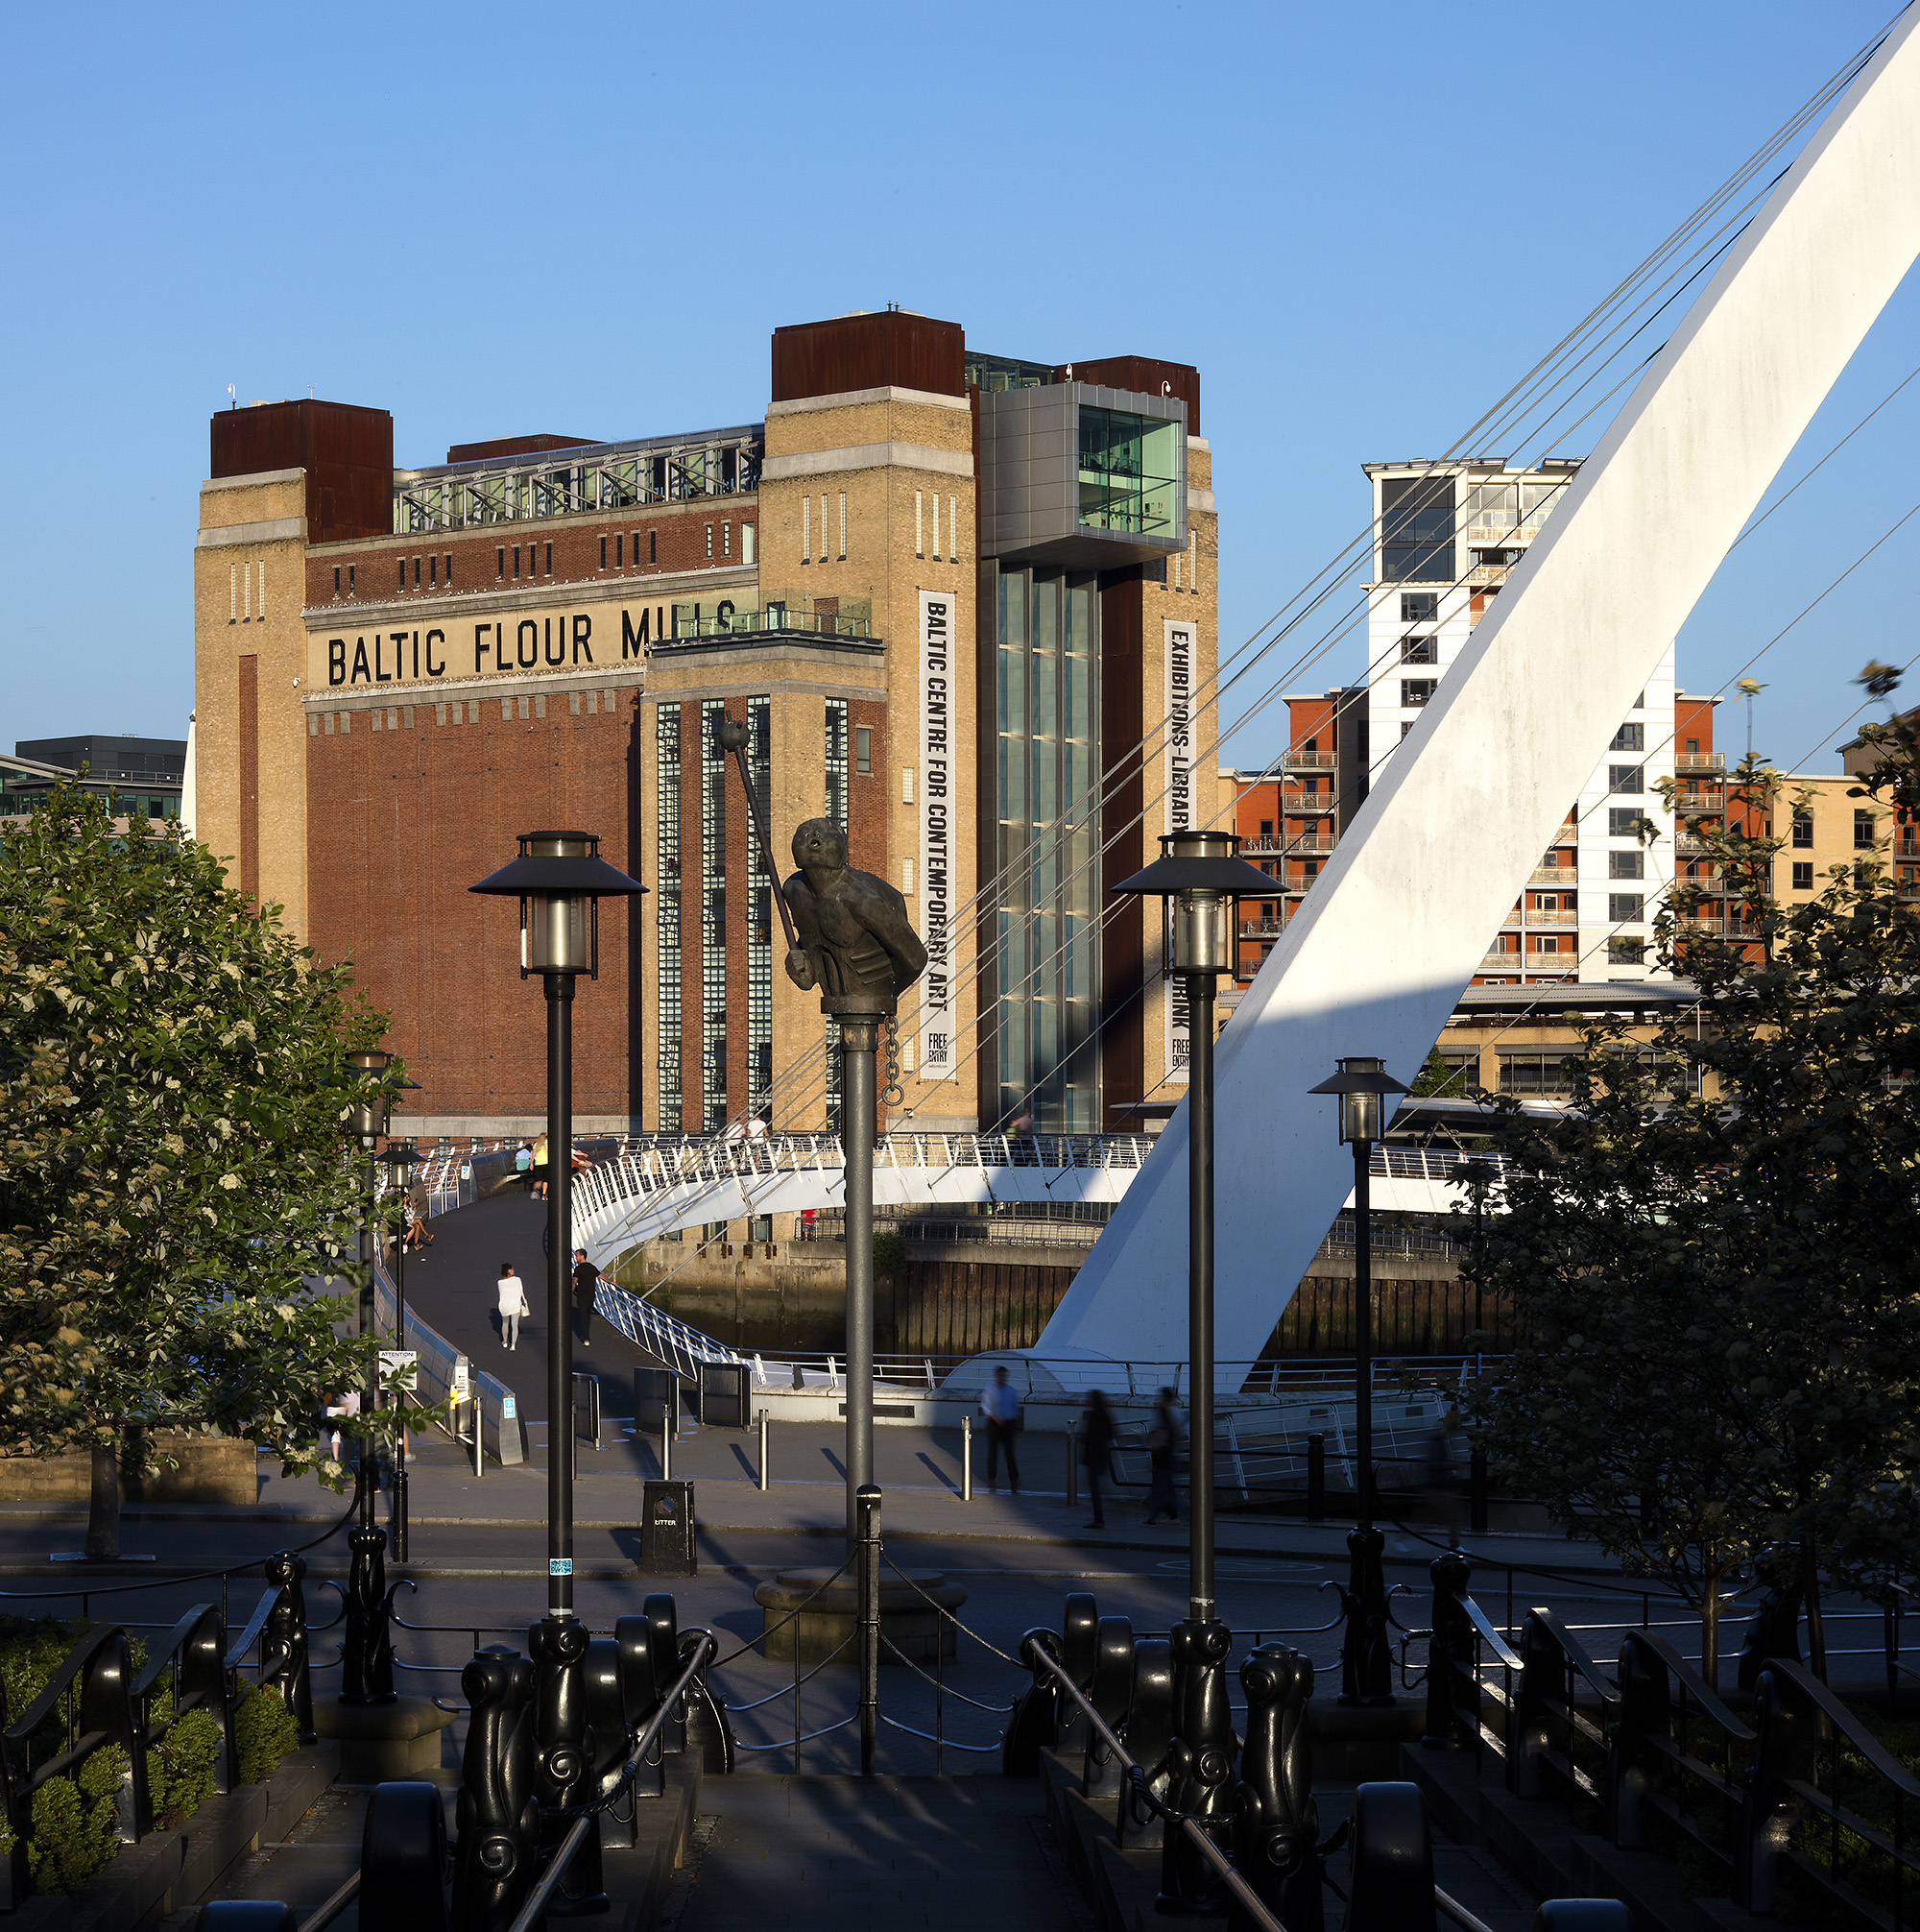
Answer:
1033, 12, 1920, 1380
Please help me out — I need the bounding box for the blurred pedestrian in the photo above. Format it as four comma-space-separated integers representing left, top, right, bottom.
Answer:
980, 1364, 1021, 1495
1081, 1389, 1116, 1530
497, 1263, 529, 1351
1145, 1387, 1182, 1525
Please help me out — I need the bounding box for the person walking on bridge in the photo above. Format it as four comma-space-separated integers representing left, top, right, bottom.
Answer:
572, 1247, 605, 1348
980, 1364, 1021, 1495
497, 1263, 530, 1352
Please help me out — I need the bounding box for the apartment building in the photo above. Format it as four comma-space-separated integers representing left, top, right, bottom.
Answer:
1217, 458, 1727, 985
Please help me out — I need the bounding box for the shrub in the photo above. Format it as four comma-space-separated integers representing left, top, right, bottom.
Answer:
21, 1745, 125, 1896
234, 1684, 300, 1787
145, 1708, 219, 1831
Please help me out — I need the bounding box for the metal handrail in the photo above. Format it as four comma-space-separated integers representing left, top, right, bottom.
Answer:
300, 1870, 361, 1931
1021, 1639, 1286, 1932
506, 1629, 718, 1932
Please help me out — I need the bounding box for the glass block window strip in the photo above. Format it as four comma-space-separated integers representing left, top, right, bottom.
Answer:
701, 699, 729, 1131
655, 706, 683, 1130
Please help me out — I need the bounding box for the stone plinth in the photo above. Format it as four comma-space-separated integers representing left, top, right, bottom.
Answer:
312, 1697, 457, 1781
754, 1566, 966, 1666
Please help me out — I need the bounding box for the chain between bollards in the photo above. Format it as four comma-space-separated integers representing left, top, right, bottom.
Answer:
857, 1484, 881, 1776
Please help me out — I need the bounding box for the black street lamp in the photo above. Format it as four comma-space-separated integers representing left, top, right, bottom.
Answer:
341, 1047, 406, 1705
1309, 1054, 1408, 1705
470, 830, 644, 1896
1114, 826, 1275, 1909
374, 1141, 420, 1561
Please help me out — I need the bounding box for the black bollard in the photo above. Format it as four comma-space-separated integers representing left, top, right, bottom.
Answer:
1084, 1615, 1135, 1791
1307, 1433, 1326, 1522
1735, 1568, 1804, 1693
359, 1780, 450, 1932
530, 1613, 604, 1914
679, 1628, 736, 1774
643, 1593, 686, 1756
261, 1553, 314, 1743
1232, 1644, 1322, 1932
452, 1646, 540, 1932
1422, 1550, 1475, 1751
340, 1524, 396, 1706
1126, 1635, 1177, 1839
1469, 1446, 1489, 1536
1157, 1619, 1237, 1914
1056, 1593, 1100, 1754
1346, 1781, 1437, 1932
1004, 1630, 1064, 1776
1339, 1526, 1394, 1705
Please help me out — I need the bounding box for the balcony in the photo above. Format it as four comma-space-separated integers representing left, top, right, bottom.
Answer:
1282, 750, 1336, 771
1676, 792, 1725, 815
1676, 752, 1725, 772
1674, 832, 1715, 856
1507, 906, 1578, 927
1239, 919, 1287, 938
1243, 833, 1337, 856
1529, 865, 1576, 885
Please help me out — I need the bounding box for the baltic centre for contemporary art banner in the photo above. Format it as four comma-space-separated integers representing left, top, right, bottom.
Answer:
919, 591, 956, 1080
1164, 617, 1196, 1084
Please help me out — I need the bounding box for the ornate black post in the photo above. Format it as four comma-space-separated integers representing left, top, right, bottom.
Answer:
1158, 1619, 1237, 1913
1421, 1548, 1474, 1751
261, 1552, 314, 1742
1233, 1644, 1322, 1932
453, 1646, 540, 1931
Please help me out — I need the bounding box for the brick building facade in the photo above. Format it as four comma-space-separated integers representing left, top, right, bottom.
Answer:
192, 311, 1219, 1138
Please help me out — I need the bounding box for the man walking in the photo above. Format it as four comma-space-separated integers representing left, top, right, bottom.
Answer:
980, 1364, 1021, 1495
571, 1247, 604, 1348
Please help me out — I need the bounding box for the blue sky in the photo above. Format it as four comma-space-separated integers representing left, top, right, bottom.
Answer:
2, 1, 1912, 774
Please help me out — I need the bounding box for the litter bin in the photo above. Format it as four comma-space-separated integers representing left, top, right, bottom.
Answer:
698, 1362, 749, 1428
639, 1480, 696, 1577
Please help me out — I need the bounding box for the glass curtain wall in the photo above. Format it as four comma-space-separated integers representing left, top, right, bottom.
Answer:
655, 707, 683, 1130
996, 568, 1100, 1131
747, 695, 773, 1123
700, 699, 728, 1129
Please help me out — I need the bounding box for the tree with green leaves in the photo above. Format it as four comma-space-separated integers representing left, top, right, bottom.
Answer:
0, 785, 396, 1558
1461, 668, 1920, 1681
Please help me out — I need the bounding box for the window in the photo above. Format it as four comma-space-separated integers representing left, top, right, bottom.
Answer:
724, 521, 732, 558
599, 537, 607, 568
650, 530, 658, 565
398, 559, 406, 589
1791, 861, 1814, 890
855, 726, 871, 775
749, 1216, 773, 1245
742, 523, 756, 565
826, 699, 849, 827
514, 545, 521, 578
429, 555, 438, 586
1077, 404, 1181, 538
655, 705, 683, 1130
1259, 819, 1273, 839
915, 491, 923, 558
1608, 937, 1645, 966
332, 566, 340, 597
1610, 764, 1644, 793
616, 534, 624, 568
1531, 935, 1561, 954
1609, 893, 1645, 921
445, 553, 453, 584
838, 493, 847, 560
706, 523, 713, 559
1609, 851, 1644, 880
1792, 813, 1813, 847
1401, 636, 1437, 664
1609, 808, 1646, 836
1499, 1047, 1580, 1096
1402, 721, 1415, 739
1380, 475, 1454, 582
1611, 722, 1644, 751
544, 543, 552, 575
497, 547, 505, 580
348, 565, 355, 593
804, 495, 812, 563
1686, 737, 1700, 754
1401, 679, 1437, 708
1401, 592, 1439, 623
1856, 809, 1878, 849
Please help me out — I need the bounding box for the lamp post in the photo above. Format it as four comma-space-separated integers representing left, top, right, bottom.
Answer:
1114, 827, 1275, 1910
341, 1048, 397, 1706
470, 830, 645, 1898
1309, 1055, 1408, 1705
375, 1141, 420, 1562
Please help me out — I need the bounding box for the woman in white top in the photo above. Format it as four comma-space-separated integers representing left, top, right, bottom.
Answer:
497, 1264, 530, 1350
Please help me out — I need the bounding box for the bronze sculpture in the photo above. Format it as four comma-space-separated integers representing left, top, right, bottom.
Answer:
781, 817, 927, 1013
